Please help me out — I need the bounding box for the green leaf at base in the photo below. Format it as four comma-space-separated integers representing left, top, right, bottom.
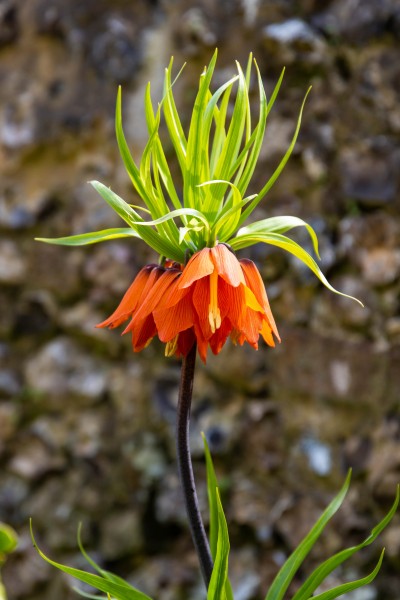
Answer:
293, 485, 399, 600
207, 490, 231, 600
202, 434, 234, 600
265, 471, 352, 600
30, 521, 152, 600
310, 549, 385, 600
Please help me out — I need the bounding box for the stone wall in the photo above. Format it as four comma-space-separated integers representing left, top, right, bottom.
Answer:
1, 1, 399, 598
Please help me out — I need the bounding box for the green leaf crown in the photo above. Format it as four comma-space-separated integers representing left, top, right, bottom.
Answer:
37, 49, 361, 305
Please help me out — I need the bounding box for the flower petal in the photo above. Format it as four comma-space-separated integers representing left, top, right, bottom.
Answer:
156, 273, 192, 310
126, 268, 180, 330
217, 279, 247, 330
209, 317, 232, 355
96, 264, 156, 329
192, 278, 213, 340
154, 292, 196, 342
261, 320, 275, 347
240, 258, 280, 341
131, 314, 157, 351
211, 244, 244, 287
178, 248, 214, 289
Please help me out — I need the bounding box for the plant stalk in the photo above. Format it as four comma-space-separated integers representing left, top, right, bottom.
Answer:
176, 342, 214, 587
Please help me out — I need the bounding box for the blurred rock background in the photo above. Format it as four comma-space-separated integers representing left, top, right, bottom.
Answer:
0, 0, 399, 598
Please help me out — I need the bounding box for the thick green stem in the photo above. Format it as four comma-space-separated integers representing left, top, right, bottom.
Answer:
176, 343, 214, 587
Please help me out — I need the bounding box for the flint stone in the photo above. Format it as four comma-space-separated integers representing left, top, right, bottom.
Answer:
0, 402, 19, 454
263, 19, 327, 65
24, 337, 108, 402
313, 0, 400, 43
0, 239, 27, 284
9, 437, 65, 480
271, 328, 389, 412
340, 145, 398, 206
311, 275, 374, 333
89, 17, 142, 84
100, 510, 143, 560
0, 369, 21, 397
359, 247, 400, 287
0, 1, 18, 47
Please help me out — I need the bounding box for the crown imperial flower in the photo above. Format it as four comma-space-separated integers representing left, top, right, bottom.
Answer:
37, 49, 361, 359
96, 243, 280, 362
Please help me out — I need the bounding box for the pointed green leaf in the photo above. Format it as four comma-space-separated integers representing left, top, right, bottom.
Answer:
238, 86, 312, 226
202, 433, 219, 560
144, 83, 182, 212
35, 228, 140, 246
115, 87, 155, 212
30, 522, 152, 600
264, 471, 352, 600
209, 78, 232, 177
202, 435, 234, 600
293, 486, 399, 600
163, 58, 187, 173
207, 490, 230, 600
90, 181, 184, 262
310, 549, 385, 600
185, 49, 218, 209
209, 61, 249, 216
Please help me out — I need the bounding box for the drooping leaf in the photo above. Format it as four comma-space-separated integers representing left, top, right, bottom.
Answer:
237, 216, 320, 259
90, 181, 185, 262
229, 231, 363, 306
35, 229, 140, 246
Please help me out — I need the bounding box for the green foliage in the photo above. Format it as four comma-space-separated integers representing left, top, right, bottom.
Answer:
203, 446, 398, 600
30, 521, 153, 600
31, 446, 398, 600
34, 50, 357, 303
203, 433, 234, 600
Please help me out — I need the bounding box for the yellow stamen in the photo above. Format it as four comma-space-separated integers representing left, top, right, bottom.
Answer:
208, 269, 221, 333
165, 335, 179, 357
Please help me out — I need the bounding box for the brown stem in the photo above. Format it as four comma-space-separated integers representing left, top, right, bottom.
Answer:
176, 343, 214, 587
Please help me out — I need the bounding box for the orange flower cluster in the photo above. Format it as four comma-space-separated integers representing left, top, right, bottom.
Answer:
97, 244, 280, 362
